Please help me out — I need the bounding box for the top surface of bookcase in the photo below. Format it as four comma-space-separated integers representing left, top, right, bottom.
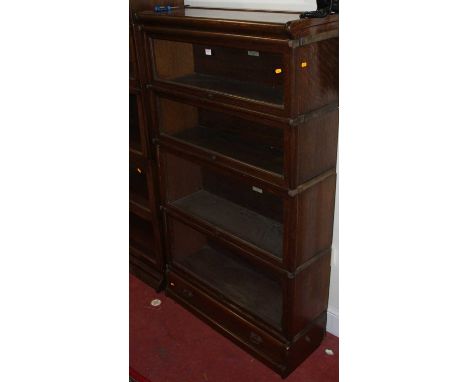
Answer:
155, 8, 303, 23
135, 6, 338, 39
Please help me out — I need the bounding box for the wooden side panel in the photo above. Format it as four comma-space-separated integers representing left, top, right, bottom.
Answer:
285, 312, 327, 374
290, 251, 331, 336
152, 39, 195, 79
296, 173, 336, 266
130, 260, 164, 290
168, 218, 207, 264
294, 38, 339, 115
161, 150, 203, 202
158, 97, 199, 135
296, 108, 339, 185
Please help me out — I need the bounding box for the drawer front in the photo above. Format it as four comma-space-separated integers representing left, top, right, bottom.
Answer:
167, 270, 286, 365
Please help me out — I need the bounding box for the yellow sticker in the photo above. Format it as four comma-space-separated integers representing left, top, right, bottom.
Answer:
275, 68, 282, 74
301, 61, 308, 68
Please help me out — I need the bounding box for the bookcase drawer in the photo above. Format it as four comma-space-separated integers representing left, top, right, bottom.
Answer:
167, 269, 286, 366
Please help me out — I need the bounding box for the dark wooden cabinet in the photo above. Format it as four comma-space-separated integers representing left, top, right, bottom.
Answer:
129, 8, 166, 290
130, 3, 338, 378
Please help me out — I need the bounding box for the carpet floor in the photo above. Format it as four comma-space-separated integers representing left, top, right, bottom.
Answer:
130, 274, 339, 382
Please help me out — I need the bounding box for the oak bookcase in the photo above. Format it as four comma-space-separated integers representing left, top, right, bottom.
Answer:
130, 2, 338, 377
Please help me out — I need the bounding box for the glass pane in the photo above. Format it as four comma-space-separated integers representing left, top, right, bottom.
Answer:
129, 160, 149, 206
129, 94, 141, 151
129, 212, 155, 257
170, 218, 283, 329
158, 97, 284, 175
152, 39, 285, 105
130, 32, 136, 79
163, 151, 284, 258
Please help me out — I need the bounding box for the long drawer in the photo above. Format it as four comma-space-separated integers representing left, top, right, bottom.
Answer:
166, 269, 288, 371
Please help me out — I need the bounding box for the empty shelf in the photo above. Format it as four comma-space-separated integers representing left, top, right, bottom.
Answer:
172, 190, 283, 258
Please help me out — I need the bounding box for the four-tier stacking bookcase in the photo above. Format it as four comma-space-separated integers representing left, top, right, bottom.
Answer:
130, 3, 338, 377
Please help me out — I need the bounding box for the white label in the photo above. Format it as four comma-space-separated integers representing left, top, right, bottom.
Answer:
248, 50, 260, 57
252, 186, 263, 194
205, 49, 212, 56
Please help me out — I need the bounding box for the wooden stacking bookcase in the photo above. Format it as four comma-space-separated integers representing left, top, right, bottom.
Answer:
131, 3, 338, 378
129, 6, 166, 289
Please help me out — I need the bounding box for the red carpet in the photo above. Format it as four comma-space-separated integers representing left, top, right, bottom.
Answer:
130, 274, 339, 382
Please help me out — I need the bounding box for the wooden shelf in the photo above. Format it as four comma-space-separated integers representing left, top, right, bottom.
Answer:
172, 190, 283, 258
177, 242, 282, 330
172, 73, 283, 105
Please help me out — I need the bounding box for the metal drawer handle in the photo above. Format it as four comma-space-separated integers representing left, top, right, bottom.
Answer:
181, 288, 193, 299
249, 332, 263, 345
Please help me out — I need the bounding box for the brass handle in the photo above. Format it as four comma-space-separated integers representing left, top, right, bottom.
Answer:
181, 288, 193, 299
249, 332, 263, 345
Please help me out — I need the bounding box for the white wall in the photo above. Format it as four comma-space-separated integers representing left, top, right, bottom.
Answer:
328, 168, 339, 336
186, 0, 317, 12
187, 0, 339, 336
